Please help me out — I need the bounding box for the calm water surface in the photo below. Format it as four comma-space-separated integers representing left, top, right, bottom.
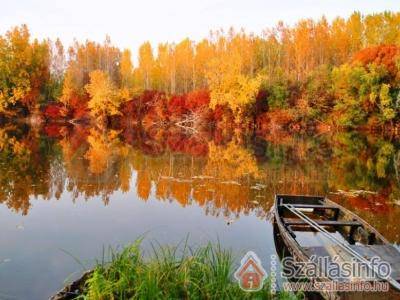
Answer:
1, 124, 400, 299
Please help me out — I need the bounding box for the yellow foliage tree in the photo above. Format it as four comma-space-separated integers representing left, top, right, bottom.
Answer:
59, 71, 76, 106
85, 70, 121, 119
206, 52, 261, 122
138, 42, 154, 90
119, 49, 135, 100
0, 25, 49, 114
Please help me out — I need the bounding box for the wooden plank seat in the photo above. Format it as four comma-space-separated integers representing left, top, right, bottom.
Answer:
288, 204, 339, 210
283, 218, 361, 227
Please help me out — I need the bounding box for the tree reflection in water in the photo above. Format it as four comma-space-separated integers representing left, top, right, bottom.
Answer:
1, 124, 400, 242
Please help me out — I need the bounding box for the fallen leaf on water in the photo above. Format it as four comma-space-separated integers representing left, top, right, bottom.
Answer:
255, 183, 267, 188
336, 189, 377, 197
221, 180, 241, 186
174, 178, 192, 183
250, 186, 261, 190
350, 189, 377, 195
192, 175, 214, 179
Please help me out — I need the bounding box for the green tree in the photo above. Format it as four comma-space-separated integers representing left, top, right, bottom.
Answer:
267, 80, 290, 109
332, 62, 397, 126
304, 65, 333, 117
332, 64, 371, 126
379, 83, 396, 123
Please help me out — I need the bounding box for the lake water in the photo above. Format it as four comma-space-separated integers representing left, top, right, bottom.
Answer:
1, 124, 400, 299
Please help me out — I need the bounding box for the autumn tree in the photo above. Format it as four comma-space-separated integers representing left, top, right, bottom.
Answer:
379, 83, 396, 123
60, 71, 77, 106
206, 52, 261, 122
332, 62, 397, 126
119, 49, 135, 99
59, 37, 121, 103
2, 11, 400, 125
85, 70, 121, 120
175, 38, 195, 93
352, 45, 399, 76
41, 38, 66, 101
194, 39, 214, 90
332, 64, 370, 126
0, 25, 50, 114
304, 64, 334, 117
137, 42, 154, 90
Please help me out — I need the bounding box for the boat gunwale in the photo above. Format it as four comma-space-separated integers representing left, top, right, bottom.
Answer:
275, 194, 389, 245
273, 193, 395, 300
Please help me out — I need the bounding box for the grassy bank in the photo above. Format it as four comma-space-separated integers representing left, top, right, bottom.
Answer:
70, 240, 300, 299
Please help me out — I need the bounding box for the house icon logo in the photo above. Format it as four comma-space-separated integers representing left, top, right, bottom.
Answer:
234, 251, 268, 291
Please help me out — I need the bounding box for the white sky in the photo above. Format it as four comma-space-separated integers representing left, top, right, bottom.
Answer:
1, 0, 399, 60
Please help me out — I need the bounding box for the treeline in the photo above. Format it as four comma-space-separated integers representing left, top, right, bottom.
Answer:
1, 12, 400, 129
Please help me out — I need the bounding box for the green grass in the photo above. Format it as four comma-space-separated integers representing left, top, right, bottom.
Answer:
74, 239, 301, 300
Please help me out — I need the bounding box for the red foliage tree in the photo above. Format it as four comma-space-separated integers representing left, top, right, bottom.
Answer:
167, 95, 187, 117
165, 90, 211, 120
69, 95, 89, 120
256, 110, 294, 133
43, 103, 67, 119
43, 123, 65, 138
352, 45, 399, 75
121, 90, 167, 121
185, 90, 210, 112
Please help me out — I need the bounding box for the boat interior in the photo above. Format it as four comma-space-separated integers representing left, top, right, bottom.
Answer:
275, 194, 400, 280
276, 195, 380, 247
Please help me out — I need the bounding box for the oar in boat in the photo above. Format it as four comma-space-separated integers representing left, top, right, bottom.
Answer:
283, 203, 400, 291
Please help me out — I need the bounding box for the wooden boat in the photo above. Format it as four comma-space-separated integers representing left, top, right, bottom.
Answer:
273, 194, 400, 300
50, 270, 92, 300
